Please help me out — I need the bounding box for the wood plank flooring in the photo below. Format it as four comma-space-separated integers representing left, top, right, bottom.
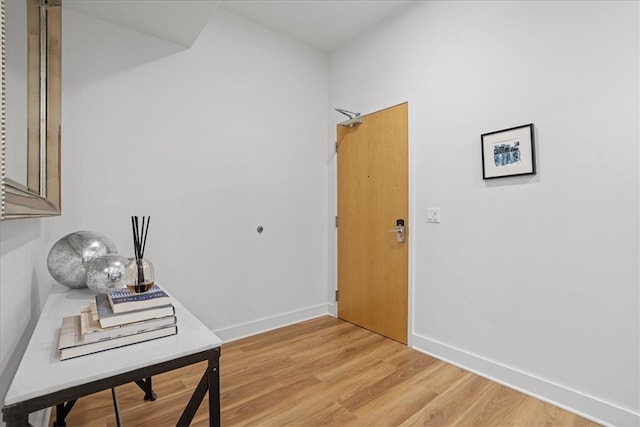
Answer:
49, 316, 600, 426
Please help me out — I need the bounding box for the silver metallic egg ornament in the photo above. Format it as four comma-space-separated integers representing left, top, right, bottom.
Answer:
86, 254, 128, 294
47, 231, 118, 289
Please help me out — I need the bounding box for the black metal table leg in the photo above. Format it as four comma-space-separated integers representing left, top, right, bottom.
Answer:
111, 388, 122, 427
176, 370, 208, 427
176, 348, 221, 427
135, 377, 157, 401
208, 352, 220, 427
53, 399, 77, 427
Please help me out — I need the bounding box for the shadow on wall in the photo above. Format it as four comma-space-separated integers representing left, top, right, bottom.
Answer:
0, 269, 42, 403
1, 219, 44, 405
63, 8, 188, 89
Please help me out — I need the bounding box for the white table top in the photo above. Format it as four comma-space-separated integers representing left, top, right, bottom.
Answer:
4, 284, 222, 406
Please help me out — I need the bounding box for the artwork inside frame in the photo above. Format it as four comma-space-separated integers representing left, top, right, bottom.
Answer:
481, 123, 535, 179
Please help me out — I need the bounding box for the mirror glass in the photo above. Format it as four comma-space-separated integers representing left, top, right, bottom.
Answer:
5, 0, 28, 185
2, 0, 62, 219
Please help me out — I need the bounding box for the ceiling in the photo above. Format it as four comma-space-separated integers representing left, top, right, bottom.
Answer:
63, 0, 413, 51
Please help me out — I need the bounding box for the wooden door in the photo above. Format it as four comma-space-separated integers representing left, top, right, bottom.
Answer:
337, 103, 408, 344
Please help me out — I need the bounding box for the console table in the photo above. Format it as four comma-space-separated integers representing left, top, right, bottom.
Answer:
2, 284, 222, 427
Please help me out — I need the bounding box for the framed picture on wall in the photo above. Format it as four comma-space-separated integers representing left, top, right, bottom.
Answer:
481, 123, 535, 179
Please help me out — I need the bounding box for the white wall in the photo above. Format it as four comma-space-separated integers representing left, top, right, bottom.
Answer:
329, 1, 639, 425
1, 5, 329, 411
57, 7, 330, 336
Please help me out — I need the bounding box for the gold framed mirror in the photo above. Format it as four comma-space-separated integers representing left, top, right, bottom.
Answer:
2, 0, 61, 220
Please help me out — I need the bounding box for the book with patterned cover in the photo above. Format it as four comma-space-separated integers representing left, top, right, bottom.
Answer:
107, 284, 171, 313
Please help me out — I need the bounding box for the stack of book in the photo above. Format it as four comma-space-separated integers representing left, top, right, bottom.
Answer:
58, 284, 178, 360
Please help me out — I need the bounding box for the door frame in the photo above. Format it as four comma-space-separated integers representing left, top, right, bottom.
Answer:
331, 96, 416, 347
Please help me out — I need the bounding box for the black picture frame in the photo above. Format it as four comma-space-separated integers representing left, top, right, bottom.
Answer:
481, 123, 535, 179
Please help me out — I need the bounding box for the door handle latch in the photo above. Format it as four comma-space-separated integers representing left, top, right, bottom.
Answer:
388, 219, 406, 243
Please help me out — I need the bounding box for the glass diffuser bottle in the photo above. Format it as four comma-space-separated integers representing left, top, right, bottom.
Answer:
127, 215, 154, 293
126, 258, 155, 293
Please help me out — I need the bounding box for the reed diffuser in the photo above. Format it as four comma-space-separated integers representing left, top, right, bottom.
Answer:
126, 216, 155, 293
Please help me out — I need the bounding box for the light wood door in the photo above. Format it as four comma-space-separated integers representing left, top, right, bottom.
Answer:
337, 102, 408, 344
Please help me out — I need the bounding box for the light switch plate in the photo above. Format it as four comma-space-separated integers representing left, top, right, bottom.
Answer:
426, 207, 441, 223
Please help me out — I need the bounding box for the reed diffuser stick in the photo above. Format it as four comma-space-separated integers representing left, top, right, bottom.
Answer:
141, 217, 150, 259
131, 215, 151, 292
131, 217, 139, 259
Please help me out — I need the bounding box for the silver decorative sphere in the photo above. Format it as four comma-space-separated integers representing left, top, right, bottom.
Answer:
47, 231, 118, 289
86, 254, 128, 294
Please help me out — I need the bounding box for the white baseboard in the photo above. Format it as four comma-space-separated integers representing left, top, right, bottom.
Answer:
214, 304, 332, 343
412, 334, 639, 427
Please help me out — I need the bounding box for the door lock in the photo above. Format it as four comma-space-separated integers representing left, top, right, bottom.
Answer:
388, 219, 406, 243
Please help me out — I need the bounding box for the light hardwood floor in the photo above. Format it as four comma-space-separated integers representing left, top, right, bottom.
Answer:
49, 316, 600, 426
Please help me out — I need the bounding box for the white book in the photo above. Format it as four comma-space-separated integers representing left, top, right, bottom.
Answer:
95, 294, 175, 328
58, 315, 177, 361
81, 304, 176, 343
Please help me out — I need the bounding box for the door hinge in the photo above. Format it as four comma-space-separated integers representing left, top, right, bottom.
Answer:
335, 216, 338, 228
335, 290, 339, 301
335, 140, 338, 153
